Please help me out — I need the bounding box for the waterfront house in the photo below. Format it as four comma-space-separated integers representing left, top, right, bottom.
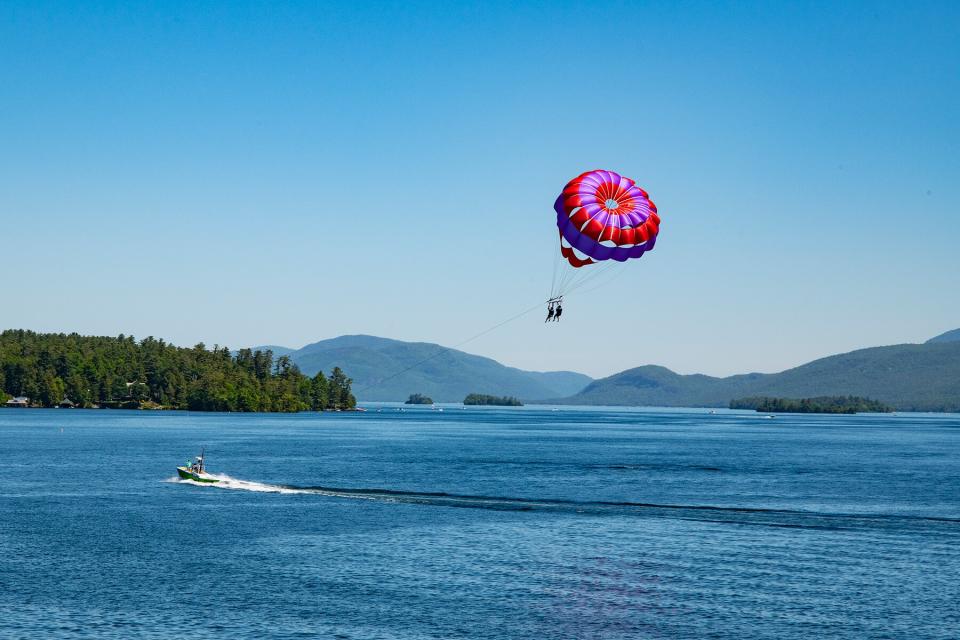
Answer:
5, 396, 30, 408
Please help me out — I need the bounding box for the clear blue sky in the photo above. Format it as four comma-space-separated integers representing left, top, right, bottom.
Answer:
2, 1, 958, 378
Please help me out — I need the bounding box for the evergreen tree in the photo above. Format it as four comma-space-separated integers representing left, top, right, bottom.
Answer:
311, 372, 329, 410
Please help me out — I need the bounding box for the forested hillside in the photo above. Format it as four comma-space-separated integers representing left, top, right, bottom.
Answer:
927, 329, 960, 344
0, 330, 355, 412
253, 335, 593, 402
560, 340, 960, 412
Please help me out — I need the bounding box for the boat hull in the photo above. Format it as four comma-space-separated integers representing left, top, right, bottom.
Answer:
176, 466, 219, 483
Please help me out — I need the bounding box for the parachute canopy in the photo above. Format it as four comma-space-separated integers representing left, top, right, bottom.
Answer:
555, 169, 660, 268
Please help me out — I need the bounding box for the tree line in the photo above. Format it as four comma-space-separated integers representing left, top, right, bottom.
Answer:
0, 330, 355, 412
463, 393, 523, 406
405, 393, 434, 405
729, 395, 893, 414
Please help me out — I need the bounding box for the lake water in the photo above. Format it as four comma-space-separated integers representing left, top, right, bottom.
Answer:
1, 406, 958, 639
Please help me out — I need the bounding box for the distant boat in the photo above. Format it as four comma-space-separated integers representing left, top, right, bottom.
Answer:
176, 448, 219, 483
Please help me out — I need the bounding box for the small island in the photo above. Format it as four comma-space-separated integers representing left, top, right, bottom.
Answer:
729, 395, 894, 414
405, 393, 434, 405
463, 393, 523, 406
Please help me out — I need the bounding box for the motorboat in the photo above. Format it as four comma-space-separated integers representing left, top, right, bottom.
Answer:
176, 448, 219, 483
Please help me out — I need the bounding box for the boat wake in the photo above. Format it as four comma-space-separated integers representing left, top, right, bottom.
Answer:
166, 476, 960, 534
166, 474, 308, 494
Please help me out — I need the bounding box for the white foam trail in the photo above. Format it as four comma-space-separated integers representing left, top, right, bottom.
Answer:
165, 475, 394, 504
165, 474, 308, 494
165, 474, 386, 499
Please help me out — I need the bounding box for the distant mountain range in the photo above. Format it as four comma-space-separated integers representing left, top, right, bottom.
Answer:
249, 328, 960, 411
559, 330, 960, 412
249, 335, 593, 402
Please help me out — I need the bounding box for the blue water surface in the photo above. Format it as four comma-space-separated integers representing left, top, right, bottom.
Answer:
1, 406, 958, 639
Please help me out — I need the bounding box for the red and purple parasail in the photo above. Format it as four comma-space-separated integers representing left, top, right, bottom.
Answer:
555, 169, 660, 268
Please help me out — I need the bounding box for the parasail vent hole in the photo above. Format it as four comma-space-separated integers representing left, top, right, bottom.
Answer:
605, 199, 619, 210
